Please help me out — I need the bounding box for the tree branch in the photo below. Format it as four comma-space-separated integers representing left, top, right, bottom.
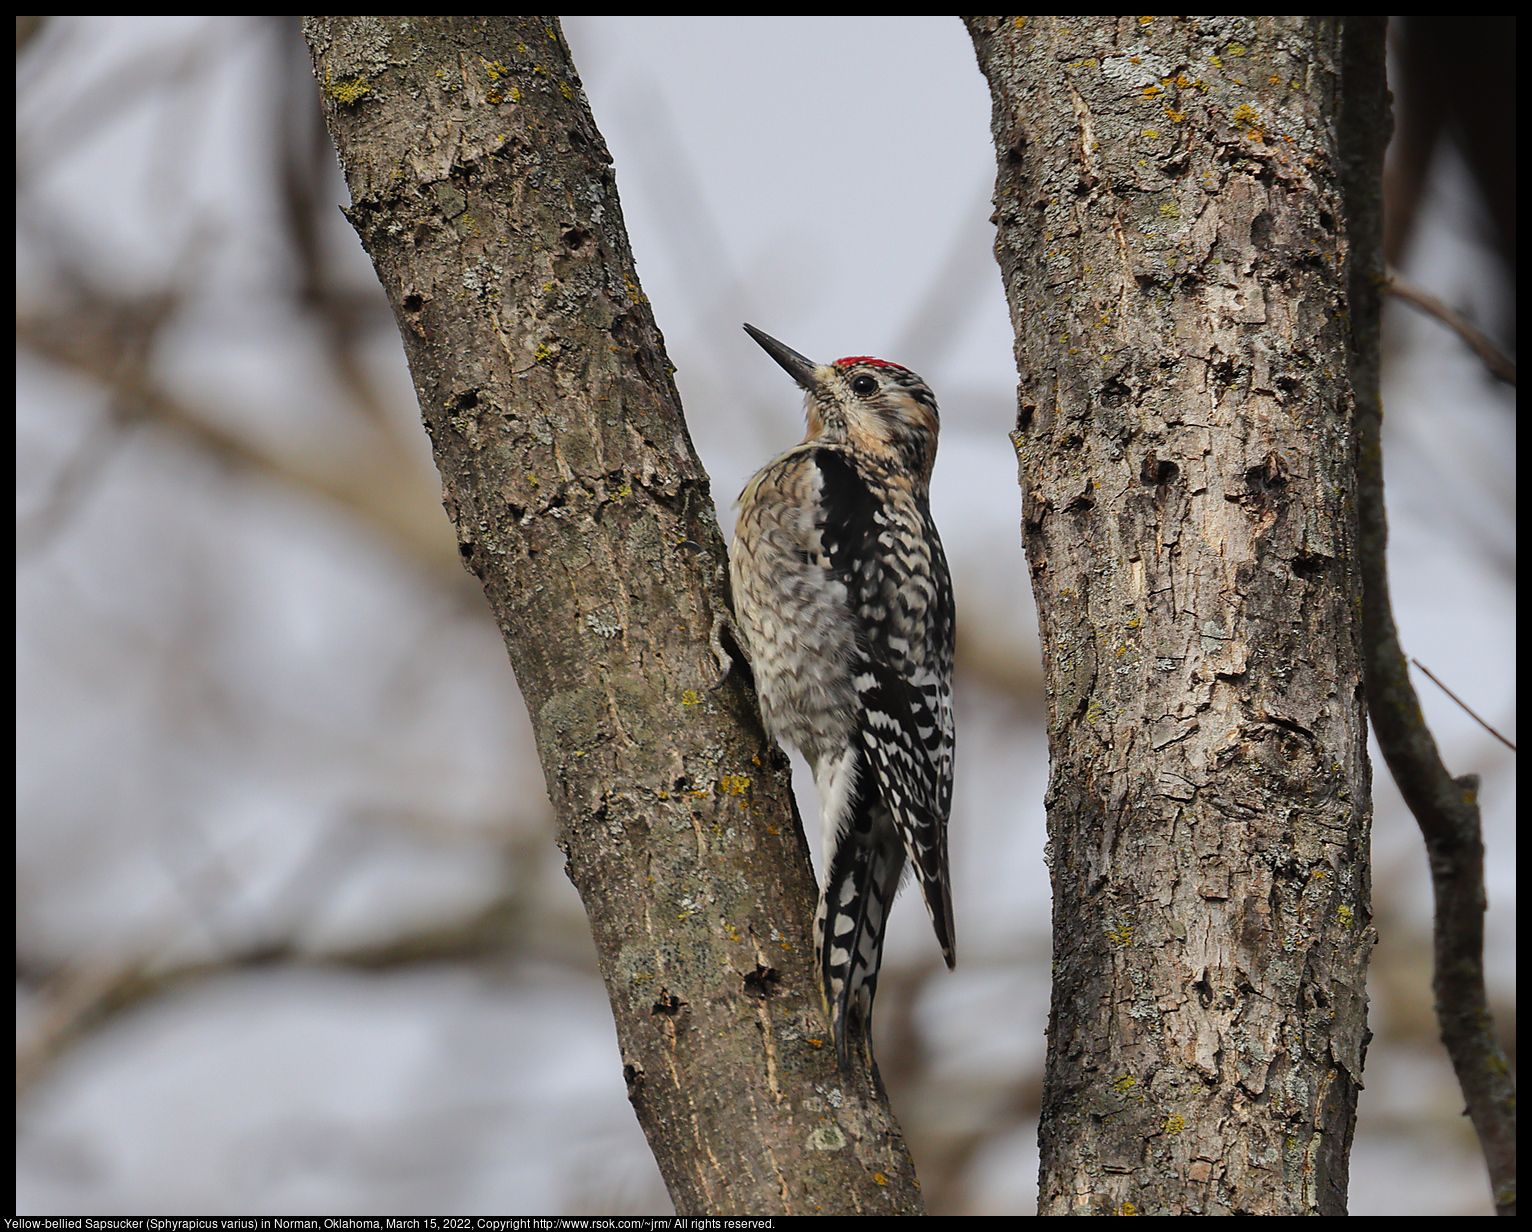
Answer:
1386, 269, 1516, 387
1410, 658, 1517, 753
303, 15, 923, 1214
1339, 16, 1516, 1215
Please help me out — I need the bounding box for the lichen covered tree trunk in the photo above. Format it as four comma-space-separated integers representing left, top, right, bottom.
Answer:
966, 16, 1374, 1214
305, 15, 923, 1215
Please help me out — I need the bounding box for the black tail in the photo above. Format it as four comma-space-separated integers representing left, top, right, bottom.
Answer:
815, 792, 907, 1072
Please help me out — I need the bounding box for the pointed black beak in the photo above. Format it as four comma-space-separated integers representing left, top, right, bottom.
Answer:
743, 324, 820, 392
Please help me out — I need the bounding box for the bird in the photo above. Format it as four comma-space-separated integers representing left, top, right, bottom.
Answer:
729, 322, 956, 1073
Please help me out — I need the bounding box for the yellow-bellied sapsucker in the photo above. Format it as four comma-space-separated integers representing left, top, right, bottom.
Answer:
730, 323, 955, 1072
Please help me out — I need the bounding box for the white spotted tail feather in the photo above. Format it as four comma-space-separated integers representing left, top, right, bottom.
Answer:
730, 323, 956, 1073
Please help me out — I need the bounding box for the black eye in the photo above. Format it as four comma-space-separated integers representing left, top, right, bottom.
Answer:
851, 374, 878, 397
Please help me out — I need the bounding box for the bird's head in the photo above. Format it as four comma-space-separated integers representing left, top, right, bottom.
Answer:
744, 323, 941, 485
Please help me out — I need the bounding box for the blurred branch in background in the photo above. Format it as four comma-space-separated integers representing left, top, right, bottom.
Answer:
1385, 270, 1516, 387
18, 10, 591, 1178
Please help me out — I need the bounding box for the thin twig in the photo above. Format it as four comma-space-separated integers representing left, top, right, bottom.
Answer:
1411, 658, 1517, 752
1386, 268, 1517, 386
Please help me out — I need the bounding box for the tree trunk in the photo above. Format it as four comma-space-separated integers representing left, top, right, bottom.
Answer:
304, 15, 923, 1215
966, 17, 1374, 1214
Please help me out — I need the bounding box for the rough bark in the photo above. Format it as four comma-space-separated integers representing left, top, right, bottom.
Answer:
304, 16, 922, 1214
966, 17, 1373, 1214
